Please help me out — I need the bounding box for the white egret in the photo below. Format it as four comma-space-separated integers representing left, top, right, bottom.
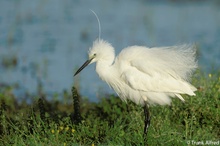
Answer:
74, 39, 197, 135
74, 11, 197, 136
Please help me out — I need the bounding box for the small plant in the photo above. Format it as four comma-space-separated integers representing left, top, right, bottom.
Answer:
71, 86, 82, 125
0, 99, 7, 136
38, 97, 46, 123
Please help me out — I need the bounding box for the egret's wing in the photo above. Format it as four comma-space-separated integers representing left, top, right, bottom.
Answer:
118, 45, 197, 95
121, 67, 196, 95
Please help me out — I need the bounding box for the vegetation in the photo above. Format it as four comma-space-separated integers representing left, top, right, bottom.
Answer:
0, 71, 219, 146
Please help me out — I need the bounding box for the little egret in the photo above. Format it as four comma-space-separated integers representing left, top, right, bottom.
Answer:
74, 39, 197, 135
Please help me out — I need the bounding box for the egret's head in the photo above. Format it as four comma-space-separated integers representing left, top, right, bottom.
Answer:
74, 39, 114, 76
88, 39, 115, 63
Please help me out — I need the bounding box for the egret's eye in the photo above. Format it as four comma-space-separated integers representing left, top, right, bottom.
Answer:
93, 53, 97, 57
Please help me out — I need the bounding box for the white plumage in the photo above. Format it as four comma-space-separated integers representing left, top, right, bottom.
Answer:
73, 11, 198, 136
80, 39, 197, 106
74, 39, 198, 135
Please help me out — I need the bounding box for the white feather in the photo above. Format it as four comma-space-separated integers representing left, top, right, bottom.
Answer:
81, 39, 198, 106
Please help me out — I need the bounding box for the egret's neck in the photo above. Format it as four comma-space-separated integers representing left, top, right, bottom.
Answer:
96, 58, 116, 82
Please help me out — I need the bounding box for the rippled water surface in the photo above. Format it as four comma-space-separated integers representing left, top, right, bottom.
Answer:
0, 0, 220, 101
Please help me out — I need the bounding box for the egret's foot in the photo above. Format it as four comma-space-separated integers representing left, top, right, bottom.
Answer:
143, 103, 150, 135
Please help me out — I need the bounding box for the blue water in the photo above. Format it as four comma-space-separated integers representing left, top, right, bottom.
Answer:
0, 0, 220, 101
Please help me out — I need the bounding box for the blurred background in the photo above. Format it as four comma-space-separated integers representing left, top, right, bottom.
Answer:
0, 0, 220, 102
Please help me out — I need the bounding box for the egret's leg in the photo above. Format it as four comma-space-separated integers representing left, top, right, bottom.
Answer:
143, 102, 150, 135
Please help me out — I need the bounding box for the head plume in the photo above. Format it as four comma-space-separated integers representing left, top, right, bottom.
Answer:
90, 9, 101, 41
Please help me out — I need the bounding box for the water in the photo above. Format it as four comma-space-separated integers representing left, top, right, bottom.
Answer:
0, 0, 220, 102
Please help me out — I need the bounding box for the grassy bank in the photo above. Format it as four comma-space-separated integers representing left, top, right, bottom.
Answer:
0, 71, 219, 145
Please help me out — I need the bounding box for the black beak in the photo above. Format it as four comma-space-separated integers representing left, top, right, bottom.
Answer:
74, 58, 93, 76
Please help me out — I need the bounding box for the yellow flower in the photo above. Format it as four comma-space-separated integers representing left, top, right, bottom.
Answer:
92, 144, 95, 146
71, 129, 75, 133
57, 130, 60, 134
65, 127, 69, 131
64, 142, 67, 146
208, 73, 212, 78
51, 129, 55, 134
59, 126, 64, 131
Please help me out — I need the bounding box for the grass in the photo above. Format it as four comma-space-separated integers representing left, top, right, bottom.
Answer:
0, 71, 219, 146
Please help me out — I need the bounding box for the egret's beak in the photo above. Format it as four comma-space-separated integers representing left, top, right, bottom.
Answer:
74, 57, 94, 76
